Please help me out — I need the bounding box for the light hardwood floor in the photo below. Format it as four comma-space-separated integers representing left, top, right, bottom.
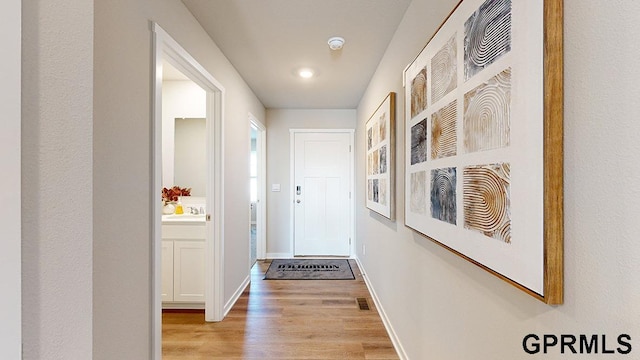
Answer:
163, 260, 399, 359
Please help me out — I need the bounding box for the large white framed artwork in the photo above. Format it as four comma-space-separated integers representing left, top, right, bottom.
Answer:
403, 0, 563, 304
366, 92, 395, 220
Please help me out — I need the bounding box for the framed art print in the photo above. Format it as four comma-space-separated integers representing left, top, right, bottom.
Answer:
403, 0, 563, 304
366, 92, 396, 220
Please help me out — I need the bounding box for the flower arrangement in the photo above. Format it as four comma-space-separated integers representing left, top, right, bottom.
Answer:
162, 186, 191, 204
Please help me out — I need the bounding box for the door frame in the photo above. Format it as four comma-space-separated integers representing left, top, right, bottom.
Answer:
249, 113, 267, 261
152, 23, 226, 359
289, 129, 355, 257
0, 0, 21, 357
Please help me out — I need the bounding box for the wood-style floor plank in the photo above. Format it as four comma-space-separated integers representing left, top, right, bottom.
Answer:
162, 260, 399, 360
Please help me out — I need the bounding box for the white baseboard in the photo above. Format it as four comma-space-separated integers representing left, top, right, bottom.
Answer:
355, 257, 409, 360
266, 252, 292, 259
162, 302, 204, 310
224, 273, 250, 317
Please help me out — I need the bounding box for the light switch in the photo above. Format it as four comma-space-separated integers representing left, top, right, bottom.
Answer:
271, 184, 281, 192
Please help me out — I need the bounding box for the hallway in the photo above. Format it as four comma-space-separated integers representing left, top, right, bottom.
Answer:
162, 260, 399, 359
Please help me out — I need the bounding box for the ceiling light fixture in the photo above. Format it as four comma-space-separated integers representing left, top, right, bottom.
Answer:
327, 36, 345, 51
298, 69, 314, 78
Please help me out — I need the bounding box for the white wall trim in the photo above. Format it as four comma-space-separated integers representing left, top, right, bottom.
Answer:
355, 257, 408, 360
289, 129, 355, 257
152, 23, 226, 360
224, 274, 251, 317
0, 0, 21, 358
348, 130, 355, 256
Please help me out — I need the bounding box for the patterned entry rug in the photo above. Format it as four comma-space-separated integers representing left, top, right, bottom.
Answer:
264, 259, 355, 280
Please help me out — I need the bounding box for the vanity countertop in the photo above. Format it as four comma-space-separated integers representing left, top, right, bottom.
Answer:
162, 214, 206, 225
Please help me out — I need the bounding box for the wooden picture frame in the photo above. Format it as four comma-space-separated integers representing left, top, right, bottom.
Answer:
366, 92, 396, 220
403, 0, 563, 304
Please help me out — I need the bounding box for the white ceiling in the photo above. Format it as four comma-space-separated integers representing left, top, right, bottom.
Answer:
181, 0, 412, 109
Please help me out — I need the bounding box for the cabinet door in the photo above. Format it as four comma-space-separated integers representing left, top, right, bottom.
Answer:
161, 241, 174, 302
173, 240, 205, 302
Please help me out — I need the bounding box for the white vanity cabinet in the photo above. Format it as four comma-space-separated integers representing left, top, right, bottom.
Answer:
161, 240, 174, 302
161, 221, 206, 308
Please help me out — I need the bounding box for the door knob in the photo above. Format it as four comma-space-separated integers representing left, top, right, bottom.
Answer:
296, 199, 301, 203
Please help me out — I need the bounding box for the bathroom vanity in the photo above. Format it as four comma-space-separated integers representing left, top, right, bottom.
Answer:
161, 214, 206, 309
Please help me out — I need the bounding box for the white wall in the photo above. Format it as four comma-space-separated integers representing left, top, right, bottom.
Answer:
162, 80, 206, 191
93, 1, 264, 356
22, 0, 94, 359
17, 0, 272, 359
265, 109, 356, 257
356, 0, 640, 359
0, 0, 21, 358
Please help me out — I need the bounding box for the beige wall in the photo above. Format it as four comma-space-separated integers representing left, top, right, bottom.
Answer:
265, 109, 356, 257
94, 0, 265, 357
21, 0, 265, 358
356, 0, 640, 359
22, 0, 94, 358
1, 0, 21, 358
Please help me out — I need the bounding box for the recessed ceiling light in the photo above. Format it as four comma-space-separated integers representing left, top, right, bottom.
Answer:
299, 69, 314, 78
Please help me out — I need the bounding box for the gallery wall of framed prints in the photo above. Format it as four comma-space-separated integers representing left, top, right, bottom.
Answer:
366, 92, 396, 220
403, 0, 563, 304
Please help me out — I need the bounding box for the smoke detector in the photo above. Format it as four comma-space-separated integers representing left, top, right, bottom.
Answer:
327, 37, 345, 51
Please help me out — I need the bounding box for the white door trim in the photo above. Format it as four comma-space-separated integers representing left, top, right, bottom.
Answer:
249, 113, 267, 261
152, 23, 226, 360
0, 0, 21, 357
289, 129, 355, 257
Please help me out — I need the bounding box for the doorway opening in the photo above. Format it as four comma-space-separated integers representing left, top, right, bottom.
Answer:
249, 114, 266, 266
160, 64, 207, 309
152, 23, 225, 360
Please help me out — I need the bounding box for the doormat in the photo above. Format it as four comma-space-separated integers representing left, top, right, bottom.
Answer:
264, 259, 355, 280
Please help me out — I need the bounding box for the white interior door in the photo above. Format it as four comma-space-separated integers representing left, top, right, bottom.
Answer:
293, 131, 352, 256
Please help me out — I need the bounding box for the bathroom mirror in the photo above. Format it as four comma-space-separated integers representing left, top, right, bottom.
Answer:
174, 117, 206, 196
161, 75, 207, 197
